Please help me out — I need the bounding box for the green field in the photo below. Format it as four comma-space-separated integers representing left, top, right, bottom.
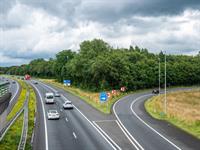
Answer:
145, 89, 200, 139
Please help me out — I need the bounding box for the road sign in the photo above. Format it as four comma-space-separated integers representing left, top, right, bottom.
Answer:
63, 80, 71, 86
99, 92, 108, 102
120, 86, 126, 92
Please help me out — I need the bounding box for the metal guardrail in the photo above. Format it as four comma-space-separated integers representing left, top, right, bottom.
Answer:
0, 82, 10, 97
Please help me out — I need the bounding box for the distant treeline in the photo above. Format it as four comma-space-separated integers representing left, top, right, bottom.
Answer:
1, 39, 200, 91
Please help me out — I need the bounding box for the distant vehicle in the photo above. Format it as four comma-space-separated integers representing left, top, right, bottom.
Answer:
47, 110, 60, 120
54, 92, 60, 97
21, 77, 24, 80
25, 74, 31, 80
12, 81, 16, 84
63, 101, 73, 109
152, 89, 159, 94
45, 93, 54, 104
34, 81, 38, 84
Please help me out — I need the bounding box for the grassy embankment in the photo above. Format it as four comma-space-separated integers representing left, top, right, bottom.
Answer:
0, 113, 24, 150
0, 79, 36, 149
41, 79, 129, 114
145, 89, 200, 139
25, 84, 36, 150
6, 80, 27, 121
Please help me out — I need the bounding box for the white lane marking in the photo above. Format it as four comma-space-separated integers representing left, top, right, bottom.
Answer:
30, 82, 49, 150
130, 94, 182, 150
94, 120, 116, 123
38, 81, 117, 150
93, 121, 122, 150
113, 97, 144, 150
10, 79, 20, 103
73, 132, 77, 139
65, 117, 68, 122
61, 95, 117, 150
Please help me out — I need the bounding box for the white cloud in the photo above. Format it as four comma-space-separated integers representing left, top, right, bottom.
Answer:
0, 2, 200, 66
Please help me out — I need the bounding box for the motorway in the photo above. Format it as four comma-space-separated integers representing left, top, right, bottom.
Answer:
29, 80, 115, 150
113, 90, 200, 150
3, 77, 200, 150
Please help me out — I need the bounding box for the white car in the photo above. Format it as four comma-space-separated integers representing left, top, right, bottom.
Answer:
47, 110, 60, 120
45, 93, 54, 104
63, 101, 73, 109
54, 91, 60, 97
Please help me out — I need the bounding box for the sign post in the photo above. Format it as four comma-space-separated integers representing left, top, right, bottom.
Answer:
63, 80, 71, 86
99, 92, 108, 103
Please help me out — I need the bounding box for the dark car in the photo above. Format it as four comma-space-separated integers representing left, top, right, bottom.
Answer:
152, 89, 159, 94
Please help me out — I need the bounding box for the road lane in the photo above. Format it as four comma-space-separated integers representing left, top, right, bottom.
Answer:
31, 81, 114, 150
114, 90, 200, 150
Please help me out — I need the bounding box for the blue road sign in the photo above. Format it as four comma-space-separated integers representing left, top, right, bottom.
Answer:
63, 80, 71, 86
100, 92, 108, 102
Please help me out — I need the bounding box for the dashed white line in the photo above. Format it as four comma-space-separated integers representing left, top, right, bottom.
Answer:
130, 94, 182, 150
73, 132, 77, 139
65, 117, 68, 122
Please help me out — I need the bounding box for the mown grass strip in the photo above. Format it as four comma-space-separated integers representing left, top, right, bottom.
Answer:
145, 89, 200, 139
7, 80, 28, 122
0, 112, 24, 150
41, 79, 128, 114
25, 85, 36, 150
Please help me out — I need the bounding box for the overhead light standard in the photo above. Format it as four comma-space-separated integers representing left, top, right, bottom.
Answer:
158, 57, 160, 97
164, 51, 167, 114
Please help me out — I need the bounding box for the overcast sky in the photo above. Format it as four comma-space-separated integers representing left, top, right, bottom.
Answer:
0, 0, 200, 66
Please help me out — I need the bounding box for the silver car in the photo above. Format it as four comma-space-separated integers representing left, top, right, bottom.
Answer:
63, 101, 73, 109
47, 110, 60, 120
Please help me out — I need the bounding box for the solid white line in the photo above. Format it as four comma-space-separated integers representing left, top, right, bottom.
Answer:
10, 80, 20, 103
93, 121, 122, 150
73, 132, 77, 139
30, 82, 49, 150
113, 97, 144, 150
130, 94, 182, 150
39, 81, 117, 150
61, 95, 117, 150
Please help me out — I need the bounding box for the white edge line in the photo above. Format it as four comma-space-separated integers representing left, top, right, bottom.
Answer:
10, 79, 20, 103
30, 82, 49, 150
0, 108, 24, 141
18, 109, 26, 150
113, 98, 143, 150
38, 81, 117, 150
93, 121, 122, 150
130, 94, 182, 150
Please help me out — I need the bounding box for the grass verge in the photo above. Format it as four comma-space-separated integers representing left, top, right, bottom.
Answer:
41, 79, 129, 114
145, 89, 200, 139
7, 80, 27, 122
25, 85, 36, 150
0, 112, 24, 150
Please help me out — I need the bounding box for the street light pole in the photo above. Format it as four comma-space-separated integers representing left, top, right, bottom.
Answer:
158, 57, 160, 97
164, 51, 167, 114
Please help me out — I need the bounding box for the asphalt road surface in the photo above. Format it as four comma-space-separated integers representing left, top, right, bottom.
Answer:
29, 80, 115, 150
114, 89, 200, 150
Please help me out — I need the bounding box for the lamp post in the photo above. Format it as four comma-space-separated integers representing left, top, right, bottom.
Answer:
164, 51, 167, 114
158, 57, 160, 97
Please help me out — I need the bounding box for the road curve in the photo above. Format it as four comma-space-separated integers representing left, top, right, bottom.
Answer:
29, 80, 115, 150
113, 89, 200, 150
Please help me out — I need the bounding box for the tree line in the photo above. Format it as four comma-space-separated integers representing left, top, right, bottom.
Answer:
1, 39, 200, 91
